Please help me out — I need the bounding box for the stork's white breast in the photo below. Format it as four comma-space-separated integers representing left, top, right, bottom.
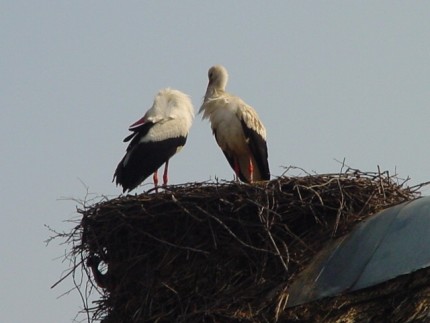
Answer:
207, 103, 249, 154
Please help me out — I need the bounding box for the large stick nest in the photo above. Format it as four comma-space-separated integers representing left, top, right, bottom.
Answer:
63, 168, 426, 322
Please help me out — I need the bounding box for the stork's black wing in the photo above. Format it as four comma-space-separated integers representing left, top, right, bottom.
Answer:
240, 119, 270, 180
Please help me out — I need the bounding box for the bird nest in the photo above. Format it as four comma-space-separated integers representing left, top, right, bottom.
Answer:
56, 168, 427, 322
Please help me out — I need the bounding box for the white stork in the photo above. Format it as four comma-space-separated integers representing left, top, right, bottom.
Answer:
199, 65, 270, 183
114, 88, 194, 192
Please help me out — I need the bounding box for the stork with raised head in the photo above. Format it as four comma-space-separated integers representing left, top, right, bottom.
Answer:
113, 88, 194, 192
199, 65, 270, 183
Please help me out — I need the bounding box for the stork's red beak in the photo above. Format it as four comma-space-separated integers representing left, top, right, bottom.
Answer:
128, 116, 146, 130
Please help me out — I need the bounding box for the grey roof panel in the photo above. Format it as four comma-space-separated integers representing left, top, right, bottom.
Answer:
287, 196, 430, 307
353, 196, 430, 290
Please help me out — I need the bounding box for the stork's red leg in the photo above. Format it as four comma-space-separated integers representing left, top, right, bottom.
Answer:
163, 160, 169, 186
248, 157, 254, 183
234, 158, 241, 181
153, 171, 159, 192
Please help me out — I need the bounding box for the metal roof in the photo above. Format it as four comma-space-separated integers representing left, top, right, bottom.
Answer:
287, 196, 430, 307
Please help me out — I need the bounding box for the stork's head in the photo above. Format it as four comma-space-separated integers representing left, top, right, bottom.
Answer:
208, 65, 228, 90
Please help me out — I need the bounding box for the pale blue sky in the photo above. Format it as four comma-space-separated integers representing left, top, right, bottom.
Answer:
1, 2, 430, 322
